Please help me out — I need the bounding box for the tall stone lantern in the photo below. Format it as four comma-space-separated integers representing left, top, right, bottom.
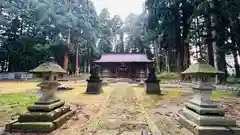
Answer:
145, 66, 161, 95
178, 58, 240, 135
139, 69, 145, 86
5, 57, 76, 133
85, 64, 103, 94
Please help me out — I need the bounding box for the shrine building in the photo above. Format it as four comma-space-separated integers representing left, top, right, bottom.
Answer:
94, 53, 153, 78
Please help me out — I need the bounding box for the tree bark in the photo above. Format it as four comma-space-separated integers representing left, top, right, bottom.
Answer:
63, 52, 69, 72
174, 10, 183, 72
204, 13, 214, 66
120, 32, 124, 53
210, 0, 219, 84
232, 49, 240, 77
75, 46, 79, 75
181, 3, 191, 70
154, 40, 160, 72
218, 51, 227, 83
64, 28, 71, 72
165, 48, 170, 72
229, 18, 240, 77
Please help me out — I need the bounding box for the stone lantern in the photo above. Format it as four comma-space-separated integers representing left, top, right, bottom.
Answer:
139, 69, 145, 86
178, 58, 240, 135
85, 64, 103, 94
102, 68, 109, 78
5, 57, 76, 133
145, 66, 161, 94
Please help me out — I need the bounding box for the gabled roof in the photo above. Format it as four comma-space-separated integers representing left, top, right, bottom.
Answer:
182, 58, 223, 74
30, 57, 67, 73
94, 53, 153, 63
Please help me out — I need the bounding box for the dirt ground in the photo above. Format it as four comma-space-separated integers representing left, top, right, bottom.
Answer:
133, 87, 240, 135
0, 81, 239, 135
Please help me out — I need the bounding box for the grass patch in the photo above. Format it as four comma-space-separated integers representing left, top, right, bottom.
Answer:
156, 72, 179, 81
211, 90, 232, 100
57, 86, 87, 102
0, 92, 39, 126
136, 88, 182, 108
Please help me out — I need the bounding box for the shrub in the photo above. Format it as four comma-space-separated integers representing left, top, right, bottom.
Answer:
227, 77, 240, 84
156, 72, 179, 80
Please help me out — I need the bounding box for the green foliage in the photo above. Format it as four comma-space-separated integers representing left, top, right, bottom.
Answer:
0, 0, 100, 72
226, 77, 240, 84
156, 72, 179, 80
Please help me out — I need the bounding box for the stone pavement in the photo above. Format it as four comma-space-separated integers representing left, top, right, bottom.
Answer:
81, 82, 151, 135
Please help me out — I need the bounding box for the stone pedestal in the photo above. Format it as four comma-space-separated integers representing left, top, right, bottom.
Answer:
139, 78, 145, 86
5, 81, 76, 133
85, 80, 103, 94
178, 83, 240, 135
145, 80, 161, 95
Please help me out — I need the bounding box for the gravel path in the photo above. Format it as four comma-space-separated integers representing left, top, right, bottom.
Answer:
79, 82, 150, 135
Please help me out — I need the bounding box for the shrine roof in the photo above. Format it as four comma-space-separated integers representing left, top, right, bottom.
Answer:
94, 53, 153, 63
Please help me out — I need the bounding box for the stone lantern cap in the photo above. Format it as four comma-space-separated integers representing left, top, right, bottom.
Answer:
30, 57, 67, 73
182, 58, 223, 75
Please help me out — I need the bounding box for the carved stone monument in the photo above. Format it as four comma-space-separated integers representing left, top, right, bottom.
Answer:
5, 57, 76, 133
85, 65, 103, 94
145, 67, 161, 94
178, 58, 240, 135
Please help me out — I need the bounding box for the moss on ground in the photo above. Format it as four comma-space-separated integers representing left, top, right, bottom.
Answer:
211, 90, 232, 100
0, 92, 39, 126
156, 72, 179, 81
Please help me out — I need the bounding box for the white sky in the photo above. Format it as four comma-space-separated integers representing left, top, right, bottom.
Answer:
92, 0, 145, 20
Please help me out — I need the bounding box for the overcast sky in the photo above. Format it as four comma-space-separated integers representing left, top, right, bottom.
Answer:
92, 0, 145, 20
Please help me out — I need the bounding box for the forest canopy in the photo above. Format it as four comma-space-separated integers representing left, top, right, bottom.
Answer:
0, 0, 240, 81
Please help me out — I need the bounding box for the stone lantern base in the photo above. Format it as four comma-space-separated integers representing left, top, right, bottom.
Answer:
5, 99, 76, 133
85, 79, 103, 94
145, 80, 161, 95
178, 101, 240, 135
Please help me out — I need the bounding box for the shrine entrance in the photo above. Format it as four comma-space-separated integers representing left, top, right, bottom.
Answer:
117, 63, 130, 78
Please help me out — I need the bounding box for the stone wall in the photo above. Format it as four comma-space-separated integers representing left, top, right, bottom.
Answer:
0, 72, 33, 80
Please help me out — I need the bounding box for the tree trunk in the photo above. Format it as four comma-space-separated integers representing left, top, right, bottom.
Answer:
63, 52, 68, 72
154, 40, 160, 72
204, 13, 214, 66
218, 51, 227, 83
175, 12, 183, 72
120, 32, 124, 53
75, 46, 79, 75
181, 4, 191, 70
232, 49, 240, 77
210, 0, 219, 84
165, 49, 170, 72
88, 47, 92, 73
84, 56, 87, 73
229, 18, 240, 77
64, 28, 71, 73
